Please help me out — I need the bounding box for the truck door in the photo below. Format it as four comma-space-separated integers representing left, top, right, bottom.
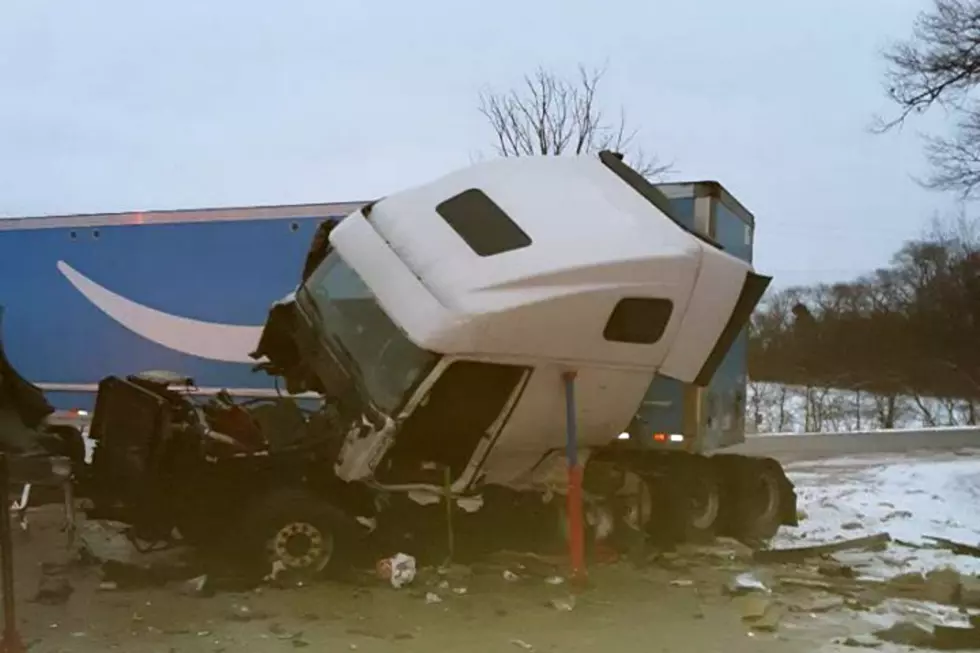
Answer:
376, 361, 529, 485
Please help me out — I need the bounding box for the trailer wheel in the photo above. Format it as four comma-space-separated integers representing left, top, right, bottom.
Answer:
724, 458, 785, 543
240, 488, 355, 579
679, 459, 721, 542
641, 456, 720, 546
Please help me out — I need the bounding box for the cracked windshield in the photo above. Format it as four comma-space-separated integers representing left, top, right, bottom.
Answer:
302, 250, 437, 414
1, 2, 980, 652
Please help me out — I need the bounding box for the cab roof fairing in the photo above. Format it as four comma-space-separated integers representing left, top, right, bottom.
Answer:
328, 155, 759, 381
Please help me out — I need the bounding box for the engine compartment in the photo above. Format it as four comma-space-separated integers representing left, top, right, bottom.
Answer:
86, 373, 356, 544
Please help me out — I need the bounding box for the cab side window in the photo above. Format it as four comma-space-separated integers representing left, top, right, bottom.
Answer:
603, 298, 673, 344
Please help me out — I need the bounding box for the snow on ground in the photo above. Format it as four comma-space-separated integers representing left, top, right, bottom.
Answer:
775, 448, 980, 579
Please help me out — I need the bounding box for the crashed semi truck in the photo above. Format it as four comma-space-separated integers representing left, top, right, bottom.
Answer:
0, 151, 796, 573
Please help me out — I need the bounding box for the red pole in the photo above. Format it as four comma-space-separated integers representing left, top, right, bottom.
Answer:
562, 371, 587, 588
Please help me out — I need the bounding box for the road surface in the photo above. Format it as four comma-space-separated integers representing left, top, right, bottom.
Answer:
9, 449, 980, 653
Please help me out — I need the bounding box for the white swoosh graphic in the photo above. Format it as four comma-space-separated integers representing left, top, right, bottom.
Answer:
57, 260, 264, 364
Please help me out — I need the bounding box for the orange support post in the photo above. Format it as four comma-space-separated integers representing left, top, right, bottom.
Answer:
562, 371, 587, 587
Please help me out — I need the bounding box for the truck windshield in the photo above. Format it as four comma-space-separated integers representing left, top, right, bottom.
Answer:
300, 252, 437, 414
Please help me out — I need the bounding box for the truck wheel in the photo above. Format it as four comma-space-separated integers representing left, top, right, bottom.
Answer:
241, 488, 355, 579
678, 459, 721, 542
723, 457, 784, 543
642, 457, 720, 546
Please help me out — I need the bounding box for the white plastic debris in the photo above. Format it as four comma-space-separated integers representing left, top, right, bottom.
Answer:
355, 516, 378, 531
549, 596, 575, 611
264, 559, 287, 583
727, 572, 770, 595
503, 570, 520, 582
591, 507, 615, 541
425, 592, 443, 604
376, 553, 417, 589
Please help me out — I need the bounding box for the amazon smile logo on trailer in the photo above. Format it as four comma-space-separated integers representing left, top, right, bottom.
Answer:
56, 261, 263, 363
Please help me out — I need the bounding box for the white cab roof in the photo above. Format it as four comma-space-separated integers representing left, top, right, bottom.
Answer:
331, 154, 759, 383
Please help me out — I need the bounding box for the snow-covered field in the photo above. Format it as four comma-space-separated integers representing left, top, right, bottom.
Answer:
776, 449, 980, 578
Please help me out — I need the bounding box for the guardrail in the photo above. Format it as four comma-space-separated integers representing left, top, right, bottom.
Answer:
729, 425, 980, 461
752, 424, 980, 437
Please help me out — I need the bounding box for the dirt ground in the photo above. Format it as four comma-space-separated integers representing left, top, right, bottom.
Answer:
0, 511, 882, 653
6, 450, 980, 653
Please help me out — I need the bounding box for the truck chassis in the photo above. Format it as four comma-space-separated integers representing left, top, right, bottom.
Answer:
85, 372, 796, 578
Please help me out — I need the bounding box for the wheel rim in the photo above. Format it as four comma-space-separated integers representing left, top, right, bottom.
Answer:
688, 478, 720, 530
270, 521, 334, 571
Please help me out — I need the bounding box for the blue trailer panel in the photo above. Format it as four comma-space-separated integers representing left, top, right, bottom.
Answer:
630, 182, 756, 452
0, 206, 354, 409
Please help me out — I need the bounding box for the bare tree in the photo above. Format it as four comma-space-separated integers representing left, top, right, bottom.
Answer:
478, 65, 673, 179
872, 393, 907, 429
878, 0, 980, 196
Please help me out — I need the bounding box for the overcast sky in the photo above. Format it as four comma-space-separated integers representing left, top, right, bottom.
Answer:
0, 0, 960, 287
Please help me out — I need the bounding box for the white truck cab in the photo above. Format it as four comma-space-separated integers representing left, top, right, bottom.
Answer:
254, 151, 770, 502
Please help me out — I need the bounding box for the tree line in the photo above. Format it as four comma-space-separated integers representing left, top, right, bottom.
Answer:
747, 217, 980, 428
748, 0, 980, 428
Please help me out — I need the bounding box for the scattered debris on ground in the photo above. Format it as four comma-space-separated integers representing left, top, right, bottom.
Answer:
76, 519, 200, 589
376, 553, 417, 589
753, 533, 891, 564
922, 536, 980, 559
59, 507, 980, 644
33, 569, 73, 605
6, 451, 980, 653
873, 620, 936, 647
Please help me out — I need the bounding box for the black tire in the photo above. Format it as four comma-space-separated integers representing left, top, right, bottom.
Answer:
238, 487, 356, 580
716, 456, 786, 543
638, 454, 720, 547
676, 456, 721, 543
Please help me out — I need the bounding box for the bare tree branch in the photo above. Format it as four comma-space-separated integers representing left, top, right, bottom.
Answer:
922, 107, 980, 196
478, 65, 674, 179
879, 0, 980, 129
878, 0, 980, 196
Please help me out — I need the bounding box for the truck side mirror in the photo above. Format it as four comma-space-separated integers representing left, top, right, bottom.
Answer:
300, 218, 341, 283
